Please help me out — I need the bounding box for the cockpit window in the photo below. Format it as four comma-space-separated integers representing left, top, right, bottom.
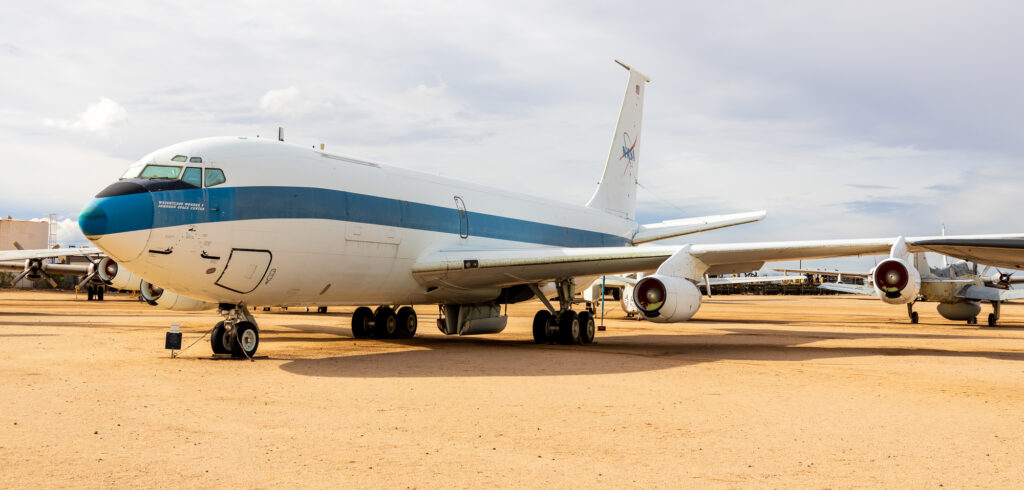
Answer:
171, 155, 187, 162
138, 165, 182, 179
189, 157, 202, 163
182, 167, 202, 187
120, 165, 144, 179
204, 168, 226, 187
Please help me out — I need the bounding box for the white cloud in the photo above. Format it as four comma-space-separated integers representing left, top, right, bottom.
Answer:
44, 97, 127, 134
30, 217, 88, 247
259, 86, 334, 117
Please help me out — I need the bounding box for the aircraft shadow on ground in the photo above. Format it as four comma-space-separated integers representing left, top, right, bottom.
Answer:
277, 326, 1024, 379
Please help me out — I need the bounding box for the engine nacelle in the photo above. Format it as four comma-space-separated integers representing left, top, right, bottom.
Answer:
632, 275, 702, 323
96, 257, 142, 291
140, 280, 216, 311
872, 258, 921, 304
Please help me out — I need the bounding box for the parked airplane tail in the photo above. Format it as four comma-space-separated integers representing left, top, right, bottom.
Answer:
586, 60, 650, 221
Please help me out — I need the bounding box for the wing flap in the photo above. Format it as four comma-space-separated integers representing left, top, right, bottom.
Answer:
412, 246, 678, 289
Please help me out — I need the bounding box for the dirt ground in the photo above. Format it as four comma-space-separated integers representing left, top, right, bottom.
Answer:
2, 289, 1024, 487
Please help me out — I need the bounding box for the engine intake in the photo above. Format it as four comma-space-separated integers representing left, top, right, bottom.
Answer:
632, 275, 702, 323
872, 258, 921, 304
96, 257, 141, 291
140, 280, 216, 311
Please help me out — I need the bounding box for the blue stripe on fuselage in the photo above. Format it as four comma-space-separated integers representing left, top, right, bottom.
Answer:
91, 186, 631, 247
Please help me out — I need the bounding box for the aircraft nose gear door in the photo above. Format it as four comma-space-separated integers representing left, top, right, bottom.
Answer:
215, 249, 273, 294
454, 196, 469, 239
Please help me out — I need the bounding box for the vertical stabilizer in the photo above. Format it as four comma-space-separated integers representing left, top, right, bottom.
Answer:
586, 60, 650, 221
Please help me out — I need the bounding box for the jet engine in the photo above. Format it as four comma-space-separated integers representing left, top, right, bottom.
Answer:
872, 258, 921, 304
95, 257, 141, 291
632, 275, 702, 322
140, 280, 216, 311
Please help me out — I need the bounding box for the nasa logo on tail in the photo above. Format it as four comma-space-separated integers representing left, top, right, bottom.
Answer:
619, 131, 637, 174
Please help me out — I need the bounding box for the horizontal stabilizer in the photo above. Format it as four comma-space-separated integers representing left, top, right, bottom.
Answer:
632, 210, 766, 245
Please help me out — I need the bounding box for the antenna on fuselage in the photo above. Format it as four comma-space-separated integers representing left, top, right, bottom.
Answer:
278, 127, 285, 142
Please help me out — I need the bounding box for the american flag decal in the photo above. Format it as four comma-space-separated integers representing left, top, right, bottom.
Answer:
635, 84, 640, 95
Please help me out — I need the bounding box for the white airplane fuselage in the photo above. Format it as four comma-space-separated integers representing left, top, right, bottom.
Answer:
80, 137, 637, 307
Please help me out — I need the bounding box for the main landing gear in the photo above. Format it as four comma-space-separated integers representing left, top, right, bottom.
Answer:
531, 279, 596, 345
907, 303, 919, 324
351, 306, 418, 339
211, 304, 260, 358
988, 301, 1001, 326
85, 284, 105, 301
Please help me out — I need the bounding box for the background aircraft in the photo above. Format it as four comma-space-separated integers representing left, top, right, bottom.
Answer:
78, 61, 1024, 358
779, 239, 1024, 325
0, 242, 144, 300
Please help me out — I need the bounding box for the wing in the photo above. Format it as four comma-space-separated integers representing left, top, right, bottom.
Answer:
412, 234, 1024, 290
818, 283, 875, 295
0, 247, 102, 261
956, 284, 1024, 302
913, 238, 1024, 270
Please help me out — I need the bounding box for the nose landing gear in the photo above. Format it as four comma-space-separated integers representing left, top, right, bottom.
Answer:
212, 304, 260, 358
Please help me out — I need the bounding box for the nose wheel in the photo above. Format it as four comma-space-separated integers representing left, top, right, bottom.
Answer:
907, 303, 919, 324
212, 305, 260, 358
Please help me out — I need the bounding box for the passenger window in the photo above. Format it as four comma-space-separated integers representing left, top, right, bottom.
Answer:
204, 168, 226, 187
182, 167, 202, 187
171, 155, 187, 162
190, 157, 202, 163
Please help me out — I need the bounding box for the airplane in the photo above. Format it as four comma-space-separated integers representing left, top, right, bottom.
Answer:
778, 241, 1024, 325
0, 243, 144, 300
77, 60, 1024, 358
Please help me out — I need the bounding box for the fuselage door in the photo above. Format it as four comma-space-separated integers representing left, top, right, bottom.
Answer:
215, 249, 273, 294
454, 196, 469, 239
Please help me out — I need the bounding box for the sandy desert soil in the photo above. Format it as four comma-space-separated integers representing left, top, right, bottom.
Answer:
2, 289, 1024, 487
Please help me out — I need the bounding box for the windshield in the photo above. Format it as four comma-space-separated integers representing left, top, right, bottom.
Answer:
120, 165, 144, 179
138, 165, 182, 179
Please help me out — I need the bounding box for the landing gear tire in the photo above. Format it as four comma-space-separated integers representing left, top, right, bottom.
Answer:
578, 311, 596, 344
96, 287, 104, 301
317, 306, 327, 314
532, 310, 552, 344
988, 313, 997, 326
211, 321, 232, 354
231, 321, 259, 358
557, 311, 581, 345
395, 307, 418, 338
87, 286, 95, 301
910, 312, 919, 324
968, 317, 978, 325
351, 306, 373, 338
373, 306, 397, 339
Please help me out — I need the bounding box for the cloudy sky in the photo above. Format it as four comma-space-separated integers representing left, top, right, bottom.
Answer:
2, 1, 1022, 270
